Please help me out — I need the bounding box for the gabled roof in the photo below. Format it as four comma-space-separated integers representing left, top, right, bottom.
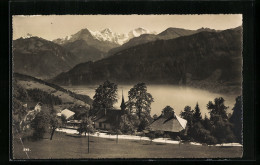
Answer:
61, 109, 75, 120
149, 114, 187, 132
92, 109, 123, 124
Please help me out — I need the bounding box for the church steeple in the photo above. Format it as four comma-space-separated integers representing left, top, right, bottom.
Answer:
120, 90, 126, 111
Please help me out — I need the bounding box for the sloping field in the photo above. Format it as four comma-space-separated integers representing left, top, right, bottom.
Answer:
12, 132, 242, 159
13, 73, 92, 107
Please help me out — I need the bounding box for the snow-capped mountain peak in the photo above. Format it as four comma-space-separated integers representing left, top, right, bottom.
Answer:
128, 27, 151, 38
101, 28, 113, 34
53, 27, 156, 45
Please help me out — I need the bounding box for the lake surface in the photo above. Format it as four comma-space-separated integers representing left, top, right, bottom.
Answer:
63, 85, 238, 117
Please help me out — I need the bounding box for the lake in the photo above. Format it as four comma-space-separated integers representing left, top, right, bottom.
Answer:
63, 85, 238, 117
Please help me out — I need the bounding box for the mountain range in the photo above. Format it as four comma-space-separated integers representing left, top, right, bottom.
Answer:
53, 27, 156, 46
13, 37, 79, 79
50, 26, 242, 94
13, 26, 242, 92
107, 27, 218, 57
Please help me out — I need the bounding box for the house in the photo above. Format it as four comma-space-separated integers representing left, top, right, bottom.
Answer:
149, 111, 187, 134
65, 120, 82, 129
92, 91, 127, 130
20, 102, 43, 130
57, 109, 75, 120
23, 102, 43, 111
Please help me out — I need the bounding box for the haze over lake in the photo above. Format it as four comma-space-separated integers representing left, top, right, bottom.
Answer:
64, 85, 238, 117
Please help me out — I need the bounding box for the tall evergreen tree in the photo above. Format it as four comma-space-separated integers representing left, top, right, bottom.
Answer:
203, 114, 211, 131
193, 102, 202, 123
207, 97, 235, 143
229, 96, 242, 143
180, 106, 194, 136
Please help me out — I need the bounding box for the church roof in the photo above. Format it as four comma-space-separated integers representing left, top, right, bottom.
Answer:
149, 114, 187, 132
92, 109, 123, 123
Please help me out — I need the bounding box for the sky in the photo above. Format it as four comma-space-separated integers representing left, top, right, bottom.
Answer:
12, 14, 242, 41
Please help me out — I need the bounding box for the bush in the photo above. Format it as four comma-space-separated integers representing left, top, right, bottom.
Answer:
176, 136, 181, 141
154, 130, 164, 138
147, 132, 156, 144
31, 111, 51, 140
119, 114, 139, 134
206, 135, 218, 145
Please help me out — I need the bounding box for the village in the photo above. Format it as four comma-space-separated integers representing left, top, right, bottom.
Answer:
11, 14, 244, 159
13, 80, 243, 159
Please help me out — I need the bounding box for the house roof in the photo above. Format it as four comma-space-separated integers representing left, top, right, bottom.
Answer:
61, 109, 75, 120
149, 114, 187, 132
92, 109, 123, 124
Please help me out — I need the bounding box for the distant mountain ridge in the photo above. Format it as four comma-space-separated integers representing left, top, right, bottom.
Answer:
13, 26, 241, 83
51, 27, 242, 95
107, 27, 218, 57
13, 37, 79, 79
53, 28, 119, 52
53, 27, 156, 46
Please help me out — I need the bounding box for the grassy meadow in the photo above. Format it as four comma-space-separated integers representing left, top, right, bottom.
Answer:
12, 132, 243, 159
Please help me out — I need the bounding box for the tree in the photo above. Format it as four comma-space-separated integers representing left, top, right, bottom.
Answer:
127, 83, 154, 119
189, 122, 217, 144
207, 97, 229, 120
206, 97, 235, 143
180, 106, 194, 137
60, 114, 67, 126
229, 96, 242, 143
138, 117, 150, 131
12, 98, 27, 130
112, 128, 122, 144
92, 80, 118, 114
202, 114, 211, 131
162, 106, 175, 118
180, 106, 194, 125
210, 115, 235, 143
77, 117, 95, 153
152, 114, 158, 120
77, 117, 95, 136
193, 102, 202, 123
31, 111, 50, 140
49, 114, 61, 140
119, 114, 139, 134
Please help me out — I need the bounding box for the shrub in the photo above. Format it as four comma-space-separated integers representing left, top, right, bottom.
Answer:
148, 132, 156, 144
154, 130, 164, 138
206, 135, 218, 145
